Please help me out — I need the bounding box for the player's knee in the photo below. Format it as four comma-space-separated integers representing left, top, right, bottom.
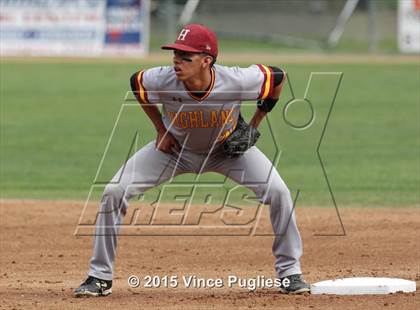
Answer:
103, 184, 124, 199
100, 184, 126, 212
263, 184, 291, 204
280, 185, 291, 198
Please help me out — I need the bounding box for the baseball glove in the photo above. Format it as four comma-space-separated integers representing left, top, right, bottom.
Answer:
222, 114, 260, 157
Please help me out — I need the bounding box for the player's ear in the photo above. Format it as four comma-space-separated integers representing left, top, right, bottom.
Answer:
202, 55, 212, 68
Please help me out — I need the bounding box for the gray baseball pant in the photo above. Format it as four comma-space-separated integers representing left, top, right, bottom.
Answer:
87, 141, 303, 281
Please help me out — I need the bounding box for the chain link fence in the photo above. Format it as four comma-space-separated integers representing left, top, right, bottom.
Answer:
150, 0, 400, 53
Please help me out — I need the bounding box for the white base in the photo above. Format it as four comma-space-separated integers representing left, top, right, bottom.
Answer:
311, 277, 416, 295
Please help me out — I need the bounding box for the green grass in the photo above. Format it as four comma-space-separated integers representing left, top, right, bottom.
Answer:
1, 59, 418, 207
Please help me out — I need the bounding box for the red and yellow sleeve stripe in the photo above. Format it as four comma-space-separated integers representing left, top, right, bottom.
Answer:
256, 64, 274, 100
135, 70, 150, 104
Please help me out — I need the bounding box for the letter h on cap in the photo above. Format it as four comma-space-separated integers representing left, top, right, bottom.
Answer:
177, 29, 191, 41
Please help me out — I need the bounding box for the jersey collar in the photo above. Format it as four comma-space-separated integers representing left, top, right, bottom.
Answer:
184, 67, 216, 102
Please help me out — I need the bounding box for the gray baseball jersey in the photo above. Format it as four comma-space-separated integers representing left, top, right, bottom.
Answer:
87, 63, 303, 283
133, 64, 275, 152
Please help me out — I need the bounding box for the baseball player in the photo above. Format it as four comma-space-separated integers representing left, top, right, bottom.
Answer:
75, 24, 310, 297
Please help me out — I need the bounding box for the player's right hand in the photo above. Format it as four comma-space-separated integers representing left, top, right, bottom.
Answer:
155, 129, 181, 154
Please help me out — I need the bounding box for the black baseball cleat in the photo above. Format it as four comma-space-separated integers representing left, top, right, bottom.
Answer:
279, 274, 311, 294
74, 276, 112, 297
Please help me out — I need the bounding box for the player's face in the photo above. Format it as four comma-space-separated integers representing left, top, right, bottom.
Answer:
173, 50, 212, 80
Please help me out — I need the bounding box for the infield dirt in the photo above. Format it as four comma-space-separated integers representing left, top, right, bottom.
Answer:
0, 200, 419, 309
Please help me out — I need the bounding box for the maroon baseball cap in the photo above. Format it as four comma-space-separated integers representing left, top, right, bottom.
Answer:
161, 24, 218, 58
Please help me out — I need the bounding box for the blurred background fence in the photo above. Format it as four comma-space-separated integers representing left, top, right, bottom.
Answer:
151, 0, 417, 53
0, 0, 419, 56
186, 0, 361, 49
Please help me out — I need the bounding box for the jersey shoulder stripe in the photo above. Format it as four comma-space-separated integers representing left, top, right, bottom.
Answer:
256, 64, 274, 100
136, 70, 150, 104
130, 70, 150, 104
130, 66, 174, 104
